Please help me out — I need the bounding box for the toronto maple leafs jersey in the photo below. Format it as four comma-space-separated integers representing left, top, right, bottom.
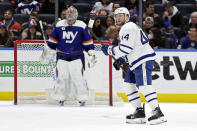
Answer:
47, 19, 94, 61
113, 22, 157, 71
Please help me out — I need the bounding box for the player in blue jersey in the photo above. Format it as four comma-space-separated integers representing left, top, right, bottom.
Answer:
40, 6, 97, 106
16, 0, 40, 15
101, 7, 167, 125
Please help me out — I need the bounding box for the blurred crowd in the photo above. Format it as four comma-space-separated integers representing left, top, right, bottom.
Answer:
0, 0, 196, 49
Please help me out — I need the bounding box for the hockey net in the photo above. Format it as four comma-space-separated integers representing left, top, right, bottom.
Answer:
14, 40, 123, 106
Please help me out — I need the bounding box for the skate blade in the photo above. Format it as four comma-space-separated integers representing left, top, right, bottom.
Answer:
149, 117, 167, 125
79, 101, 85, 106
126, 118, 146, 124
59, 101, 64, 106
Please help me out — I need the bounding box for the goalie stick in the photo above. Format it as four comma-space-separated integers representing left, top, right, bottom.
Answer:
39, 20, 56, 81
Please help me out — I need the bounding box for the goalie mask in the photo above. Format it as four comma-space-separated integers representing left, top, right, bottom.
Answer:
66, 6, 78, 22
114, 7, 130, 25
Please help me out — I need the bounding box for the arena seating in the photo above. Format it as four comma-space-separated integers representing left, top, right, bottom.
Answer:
73, 3, 91, 23
38, 14, 55, 24
154, 4, 165, 16
0, 2, 13, 15
0, 0, 196, 48
13, 14, 29, 25
176, 4, 196, 17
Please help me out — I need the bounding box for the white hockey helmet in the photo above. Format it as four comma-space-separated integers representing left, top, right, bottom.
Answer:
114, 7, 130, 24
65, 6, 78, 21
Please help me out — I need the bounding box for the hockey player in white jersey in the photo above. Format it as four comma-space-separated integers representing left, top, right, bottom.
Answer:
101, 7, 167, 125
41, 6, 96, 106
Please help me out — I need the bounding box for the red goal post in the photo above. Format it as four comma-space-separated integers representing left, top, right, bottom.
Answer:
93, 40, 113, 106
14, 40, 115, 106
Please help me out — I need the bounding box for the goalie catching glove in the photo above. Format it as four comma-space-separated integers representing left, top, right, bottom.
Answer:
87, 50, 97, 68
39, 44, 56, 64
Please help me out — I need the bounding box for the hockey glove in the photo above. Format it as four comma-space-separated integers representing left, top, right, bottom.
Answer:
122, 63, 130, 78
116, 56, 128, 67
87, 50, 97, 68
40, 45, 56, 64
113, 61, 120, 70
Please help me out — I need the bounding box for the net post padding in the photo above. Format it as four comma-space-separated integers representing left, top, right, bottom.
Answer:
14, 40, 123, 106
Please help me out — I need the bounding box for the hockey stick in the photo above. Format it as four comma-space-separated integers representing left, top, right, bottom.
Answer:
112, 56, 128, 74
39, 20, 56, 81
93, 40, 127, 74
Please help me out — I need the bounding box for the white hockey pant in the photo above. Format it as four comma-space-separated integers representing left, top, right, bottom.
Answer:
52, 59, 88, 102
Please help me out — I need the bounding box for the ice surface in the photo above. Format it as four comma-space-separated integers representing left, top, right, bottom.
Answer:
0, 102, 197, 131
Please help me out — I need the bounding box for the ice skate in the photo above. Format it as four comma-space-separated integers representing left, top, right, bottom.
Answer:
148, 107, 167, 125
79, 101, 85, 106
126, 106, 146, 124
59, 101, 65, 106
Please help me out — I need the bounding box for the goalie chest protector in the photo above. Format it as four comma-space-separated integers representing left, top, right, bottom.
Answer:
48, 20, 94, 55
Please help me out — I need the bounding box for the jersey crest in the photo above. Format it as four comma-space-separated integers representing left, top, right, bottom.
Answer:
63, 31, 78, 43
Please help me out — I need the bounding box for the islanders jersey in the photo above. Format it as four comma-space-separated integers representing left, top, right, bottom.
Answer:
3, 19, 21, 40
17, 0, 40, 15
48, 19, 94, 61
113, 22, 157, 71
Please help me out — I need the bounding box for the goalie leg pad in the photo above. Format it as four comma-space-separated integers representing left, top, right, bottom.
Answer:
50, 60, 71, 101
68, 59, 88, 102
51, 78, 69, 101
